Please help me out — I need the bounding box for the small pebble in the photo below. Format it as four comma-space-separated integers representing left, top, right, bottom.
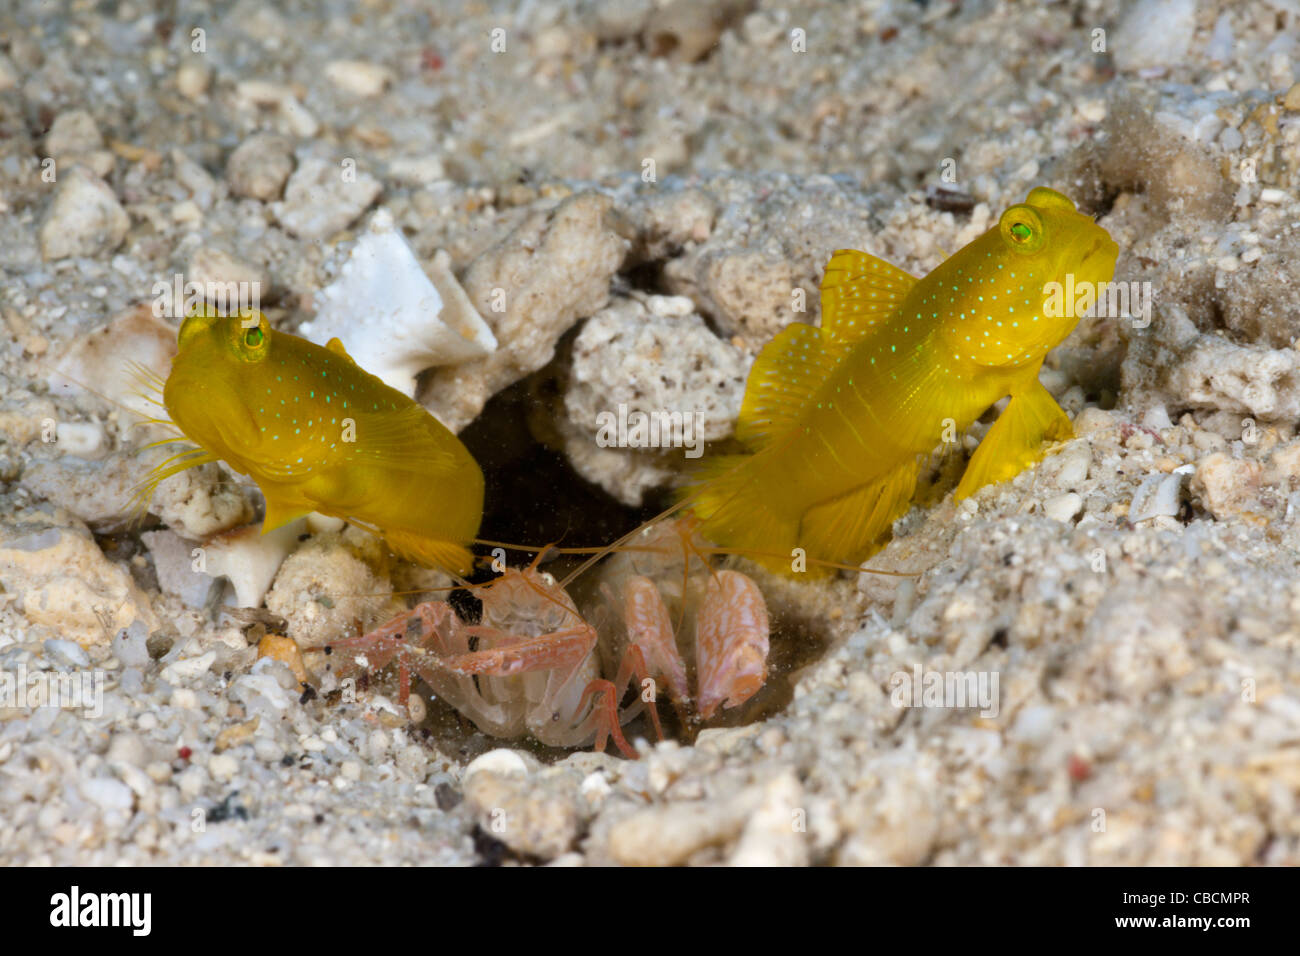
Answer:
170, 688, 199, 710
53, 421, 104, 458
209, 753, 239, 783
225, 133, 294, 202
44, 638, 90, 668
253, 737, 285, 764
38, 169, 129, 260
324, 60, 393, 97
1043, 492, 1083, 523
176, 59, 210, 98
81, 777, 133, 811
106, 733, 149, 768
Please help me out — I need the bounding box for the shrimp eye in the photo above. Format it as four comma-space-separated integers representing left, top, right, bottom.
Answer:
244, 327, 264, 348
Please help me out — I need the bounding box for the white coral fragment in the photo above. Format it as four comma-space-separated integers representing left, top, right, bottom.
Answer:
298, 209, 497, 396
202, 519, 308, 608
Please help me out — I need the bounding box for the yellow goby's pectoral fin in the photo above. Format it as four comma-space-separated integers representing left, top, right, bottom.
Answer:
954, 382, 1072, 501
260, 490, 315, 533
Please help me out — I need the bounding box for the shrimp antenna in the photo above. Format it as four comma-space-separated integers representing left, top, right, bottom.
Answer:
549, 422, 927, 587
475, 429, 924, 588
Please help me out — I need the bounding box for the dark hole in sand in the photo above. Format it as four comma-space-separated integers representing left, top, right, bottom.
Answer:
378, 371, 834, 763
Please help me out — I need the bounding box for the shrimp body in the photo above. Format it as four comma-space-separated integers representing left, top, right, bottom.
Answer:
154, 307, 482, 574
326, 566, 634, 755
324, 520, 772, 756
591, 519, 771, 722
689, 187, 1119, 573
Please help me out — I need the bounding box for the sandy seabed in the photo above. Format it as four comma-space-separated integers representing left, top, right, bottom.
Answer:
1, 0, 1299, 866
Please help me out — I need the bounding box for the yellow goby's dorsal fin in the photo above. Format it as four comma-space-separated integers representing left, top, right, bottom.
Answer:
735, 321, 837, 449
325, 337, 355, 362
735, 248, 918, 450
819, 249, 918, 350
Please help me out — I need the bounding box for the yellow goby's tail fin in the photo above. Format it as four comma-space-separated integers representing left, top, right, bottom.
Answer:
682, 453, 802, 575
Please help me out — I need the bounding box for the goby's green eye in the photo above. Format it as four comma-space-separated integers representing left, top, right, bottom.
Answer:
244, 327, 264, 348
999, 205, 1045, 253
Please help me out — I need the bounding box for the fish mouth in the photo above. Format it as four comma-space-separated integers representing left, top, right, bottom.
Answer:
1077, 238, 1103, 268
1071, 235, 1119, 286
1080, 235, 1119, 269
164, 374, 249, 456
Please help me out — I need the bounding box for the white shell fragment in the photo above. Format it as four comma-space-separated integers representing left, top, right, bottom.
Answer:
203, 519, 308, 608
143, 518, 307, 609
1129, 465, 1194, 523
462, 748, 533, 784
143, 520, 306, 608
298, 209, 497, 396
44, 304, 178, 423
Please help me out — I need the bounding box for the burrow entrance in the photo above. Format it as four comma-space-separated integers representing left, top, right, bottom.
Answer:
392, 368, 835, 763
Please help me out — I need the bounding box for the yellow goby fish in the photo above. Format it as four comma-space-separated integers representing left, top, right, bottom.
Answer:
689, 187, 1118, 574
142, 307, 483, 575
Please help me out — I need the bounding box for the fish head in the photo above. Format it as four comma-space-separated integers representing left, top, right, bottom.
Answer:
944, 187, 1119, 370
163, 306, 271, 463
1005, 186, 1119, 293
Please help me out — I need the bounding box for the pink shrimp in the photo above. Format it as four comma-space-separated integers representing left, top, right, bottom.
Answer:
323, 519, 772, 756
